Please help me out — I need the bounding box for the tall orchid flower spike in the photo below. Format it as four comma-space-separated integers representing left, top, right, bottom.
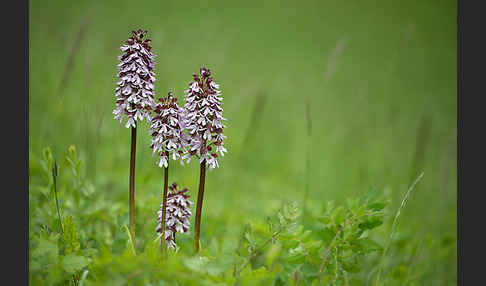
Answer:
150, 91, 187, 168
149, 91, 186, 257
156, 183, 193, 251
183, 67, 227, 253
113, 29, 156, 243
184, 67, 227, 170
114, 29, 156, 128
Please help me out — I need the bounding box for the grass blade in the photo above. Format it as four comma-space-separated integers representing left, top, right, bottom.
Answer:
374, 172, 424, 285
124, 225, 137, 255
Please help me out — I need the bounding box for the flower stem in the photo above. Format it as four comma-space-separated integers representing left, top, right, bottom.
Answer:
129, 126, 137, 246
194, 160, 207, 253
160, 151, 169, 258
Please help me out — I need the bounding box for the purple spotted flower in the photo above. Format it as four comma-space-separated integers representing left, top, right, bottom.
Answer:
156, 183, 193, 250
149, 91, 187, 168
183, 67, 227, 170
113, 29, 156, 128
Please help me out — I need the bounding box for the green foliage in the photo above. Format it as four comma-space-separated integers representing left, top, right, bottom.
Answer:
62, 255, 89, 275
29, 145, 456, 285
62, 215, 81, 255
30, 147, 98, 285
30, 0, 456, 283
228, 193, 389, 285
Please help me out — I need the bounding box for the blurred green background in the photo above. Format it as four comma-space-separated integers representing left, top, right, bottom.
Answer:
30, 0, 456, 283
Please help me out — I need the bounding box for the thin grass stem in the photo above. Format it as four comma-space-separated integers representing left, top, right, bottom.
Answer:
374, 172, 424, 285
52, 161, 63, 233
302, 98, 312, 219
239, 92, 267, 159
58, 16, 90, 92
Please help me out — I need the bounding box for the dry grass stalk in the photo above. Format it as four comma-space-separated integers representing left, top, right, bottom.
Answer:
408, 112, 430, 183
240, 91, 268, 158
324, 36, 350, 85
59, 16, 91, 91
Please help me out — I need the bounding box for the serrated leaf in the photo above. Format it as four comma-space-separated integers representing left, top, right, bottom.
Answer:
62, 254, 89, 274
33, 237, 59, 261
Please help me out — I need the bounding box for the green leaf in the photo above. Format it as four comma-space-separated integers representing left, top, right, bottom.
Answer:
206, 261, 227, 277
340, 256, 361, 273
303, 240, 323, 255
332, 206, 345, 225
285, 244, 307, 264
363, 185, 377, 203
355, 238, 383, 253
62, 254, 89, 275
265, 243, 282, 266
358, 216, 383, 230
32, 236, 59, 262
319, 227, 336, 244
367, 201, 387, 211
183, 256, 210, 274
391, 265, 409, 279
240, 266, 276, 285
317, 215, 331, 225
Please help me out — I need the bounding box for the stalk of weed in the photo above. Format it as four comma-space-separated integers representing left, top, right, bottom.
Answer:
58, 16, 90, 91
239, 92, 267, 159
324, 36, 350, 85
408, 112, 430, 183
302, 98, 312, 220
374, 172, 424, 285
52, 160, 63, 233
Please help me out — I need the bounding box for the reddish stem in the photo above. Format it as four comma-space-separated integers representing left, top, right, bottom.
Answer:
194, 160, 207, 253
160, 152, 169, 258
129, 126, 137, 245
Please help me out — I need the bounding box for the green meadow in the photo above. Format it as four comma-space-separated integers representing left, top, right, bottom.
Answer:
29, 0, 456, 284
